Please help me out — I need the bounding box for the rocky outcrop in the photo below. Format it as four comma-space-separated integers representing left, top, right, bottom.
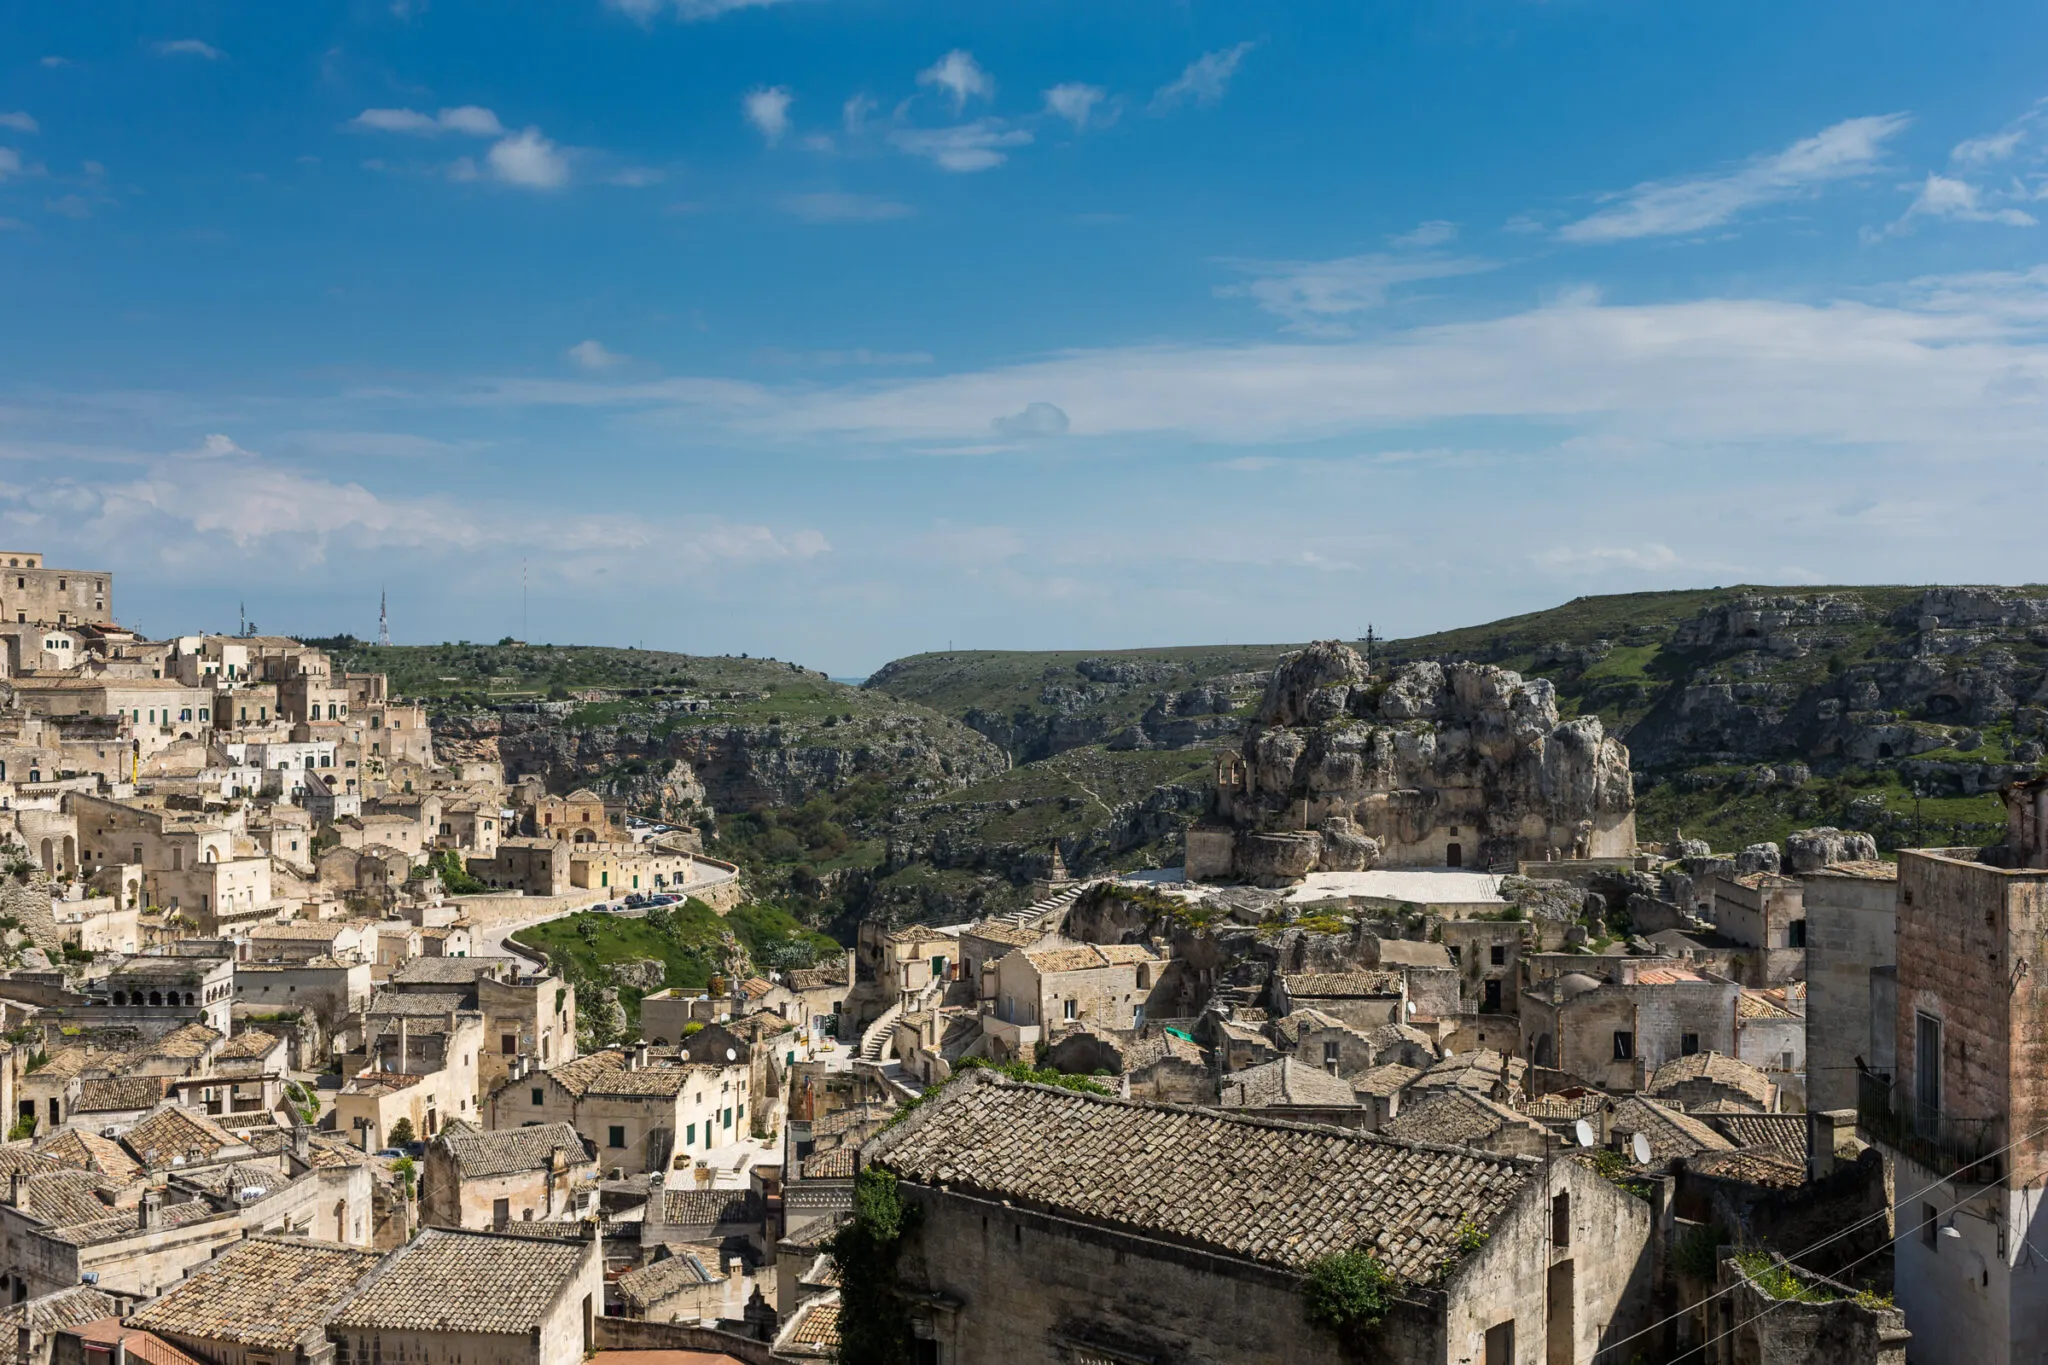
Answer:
1784, 827, 1880, 872
1196, 642, 1635, 880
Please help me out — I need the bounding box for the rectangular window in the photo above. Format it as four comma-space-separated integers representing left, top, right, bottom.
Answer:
1063, 999, 1078, 1021
492, 1198, 509, 1227
1484, 1321, 1514, 1365
723, 1108, 733, 1129
1787, 919, 1807, 948
1923, 1202, 1940, 1250
1324, 1041, 1341, 1066
1490, 944, 1507, 966
687, 1123, 695, 1144
1916, 1012, 1943, 1129
1551, 1192, 1570, 1247
502, 1034, 518, 1055
1612, 1031, 1635, 1061
608, 1125, 626, 1149
531, 1088, 543, 1106
1483, 980, 1502, 1012
1681, 1033, 1700, 1056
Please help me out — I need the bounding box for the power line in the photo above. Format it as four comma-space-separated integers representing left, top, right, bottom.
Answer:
1591, 1115, 2048, 1360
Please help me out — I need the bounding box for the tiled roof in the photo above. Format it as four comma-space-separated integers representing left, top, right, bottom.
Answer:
1709, 1113, 1808, 1163
1373, 941, 1454, 969
659, 1189, 762, 1227
12, 1170, 115, 1228
961, 920, 1043, 947
250, 920, 352, 940
582, 1065, 694, 1098
127, 1237, 382, 1350
1121, 1032, 1205, 1070
332, 1228, 592, 1334
1686, 1147, 1806, 1189
811, 1104, 894, 1139
34, 1130, 143, 1184
122, 1107, 237, 1169
76, 1077, 171, 1113
537, 1051, 629, 1097
436, 1122, 587, 1179
173, 1162, 288, 1201
368, 990, 469, 1017
1351, 1063, 1422, 1099
1645, 1052, 1773, 1107
1217, 1057, 1358, 1109
1524, 1091, 1609, 1121
496, 1220, 588, 1239
1608, 1098, 1735, 1164
1411, 1050, 1527, 1098
1282, 971, 1404, 998
785, 1299, 840, 1348
389, 956, 514, 985
47, 1199, 215, 1247
1737, 991, 1802, 1020
865, 1071, 1538, 1282
616, 1252, 716, 1308
50, 1321, 202, 1365
785, 962, 850, 991
1634, 966, 1710, 985
145, 1024, 224, 1060
800, 1147, 857, 1179
1022, 944, 1161, 974
216, 1029, 283, 1061
1385, 1092, 1550, 1150
0, 1284, 118, 1351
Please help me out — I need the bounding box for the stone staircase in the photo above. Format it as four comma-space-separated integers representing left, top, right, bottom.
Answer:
995, 880, 1092, 931
858, 976, 946, 1062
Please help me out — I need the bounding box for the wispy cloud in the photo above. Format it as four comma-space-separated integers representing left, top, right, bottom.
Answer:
1216, 252, 1497, 335
1889, 174, 2037, 232
567, 339, 630, 371
0, 113, 37, 135
1532, 542, 1685, 573
1391, 220, 1458, 248
1150, 42, 1256, 113
890, 121, 1030, 173
781, 191, 914, 222
1044, 83, 1108, 130
1557, 113, 1910, 243
1952, 99, 2048, 165
744, 87, 794, 146
153, 39, 224, 60
608, 0, 796, 20
350, 106, 505, 136
0, 150, 19, 183
918, 50, 993, 112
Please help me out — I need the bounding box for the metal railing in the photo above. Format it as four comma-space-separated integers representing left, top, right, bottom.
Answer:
1857, 1070, 2005, 1182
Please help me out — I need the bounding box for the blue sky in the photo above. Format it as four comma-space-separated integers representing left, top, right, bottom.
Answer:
7, 2, 2048, 674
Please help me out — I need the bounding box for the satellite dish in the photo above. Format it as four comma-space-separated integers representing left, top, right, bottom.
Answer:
1404, 1001, 1416, 1016
725, 1048, 737, 1061
1572, 1119, 1595, 1148
1632, 1132, 1653, 1165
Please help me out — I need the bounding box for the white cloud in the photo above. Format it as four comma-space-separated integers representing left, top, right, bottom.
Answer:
567, 339, 629, 371
781, 191, 913, 222
1150, 42, 1256, 112
843, 94, 877, 135
1892, 174, 2038, 230
154, 39, 224, 59
1044, 83, 1107, 130
918, 50, 993, 112
350, 106, 504, 136
288, 430, 486, 459
608, 0, 795, 21
0, 113, 37, 134
45, 195, 91, 220
744, 87, 794, 146
1532, 543, 1685, 574
38, 57, 68, 68
607, 166, 665, 187
991, 401, 1069, 439
487, 129, 569, 189
890, 121, 1031, 172
1557, 113, 1910, 243
0, 149, 19, 182
1952, 101, 2047, 166
1391, 220, 1458, 248
1216, 253, 1497, 335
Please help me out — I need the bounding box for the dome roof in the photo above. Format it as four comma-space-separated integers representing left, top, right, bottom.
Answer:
1557, 971, 1602, 1000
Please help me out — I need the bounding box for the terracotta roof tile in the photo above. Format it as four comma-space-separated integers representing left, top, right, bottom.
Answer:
616, 1252, 716, 1309
435, 1122, 588, 1179
1645, 1052, 1773, 1107
865, 1071, 1537, 1282
332, 1228, 591, 1334
1282, 971, 1404, 998
1217, 1057, 1357, 1109
127, 1237, 382, 1350
1385, 1092, 1551, 1150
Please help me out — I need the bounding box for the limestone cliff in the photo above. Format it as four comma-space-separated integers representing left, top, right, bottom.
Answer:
1188, 642, 1635, 882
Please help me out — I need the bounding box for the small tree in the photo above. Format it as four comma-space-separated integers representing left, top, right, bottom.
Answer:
1303, 1248, 1395, 1346
386, 1117, 415, 1149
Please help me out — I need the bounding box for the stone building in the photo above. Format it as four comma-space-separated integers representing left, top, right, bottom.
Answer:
860, 1070, 1652, 1365
420, 1121, 598, 1231
1705, 870, 1807, 985
1519, 961, 1739, 1093
487, 1048, 749, 1178
0, 554, 109, 629
1797, 859, 1897, 1115
1268, 970, 1406, 1028
124, 1235, 384, 1365
326, 1227, 602, 1365
1870, 813, 2048, 1365
1383, 1089, 1554, 1158
984, 943, 1167, 1060
469, 837, 573, 897
532, 788, 628, 844
1644, 1051, 1777, 1113
612, 1250, 723, 1324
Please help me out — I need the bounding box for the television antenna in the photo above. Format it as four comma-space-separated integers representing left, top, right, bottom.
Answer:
378, 587, 391, 647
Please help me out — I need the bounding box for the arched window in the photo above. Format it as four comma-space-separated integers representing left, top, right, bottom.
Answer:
112, 991, 126, 1006
184, 992, 196, 1007
148, 991, 162, 1006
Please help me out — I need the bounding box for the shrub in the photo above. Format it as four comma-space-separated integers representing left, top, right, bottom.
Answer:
386, 1117, 415, 1148
1303, 1249, 1396, 1341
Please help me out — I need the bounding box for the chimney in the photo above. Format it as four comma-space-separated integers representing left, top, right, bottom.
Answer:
633, 1042, 649, 1071
395, 1016, 408, 1071
7, 1172, 22, 1208
138, 1190, 162, 1231
726, 1256, 744, 1283
292, 1122, 310, 1162
358, 1123, 374, 1153
1617, 960, 1639, 987
1808, 1109, 1856, 1182
111, 1339, 127, 1365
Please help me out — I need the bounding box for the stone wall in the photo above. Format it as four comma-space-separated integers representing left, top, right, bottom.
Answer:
592, 1316, 771, 1363
1709, 1251, 1907, 1365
